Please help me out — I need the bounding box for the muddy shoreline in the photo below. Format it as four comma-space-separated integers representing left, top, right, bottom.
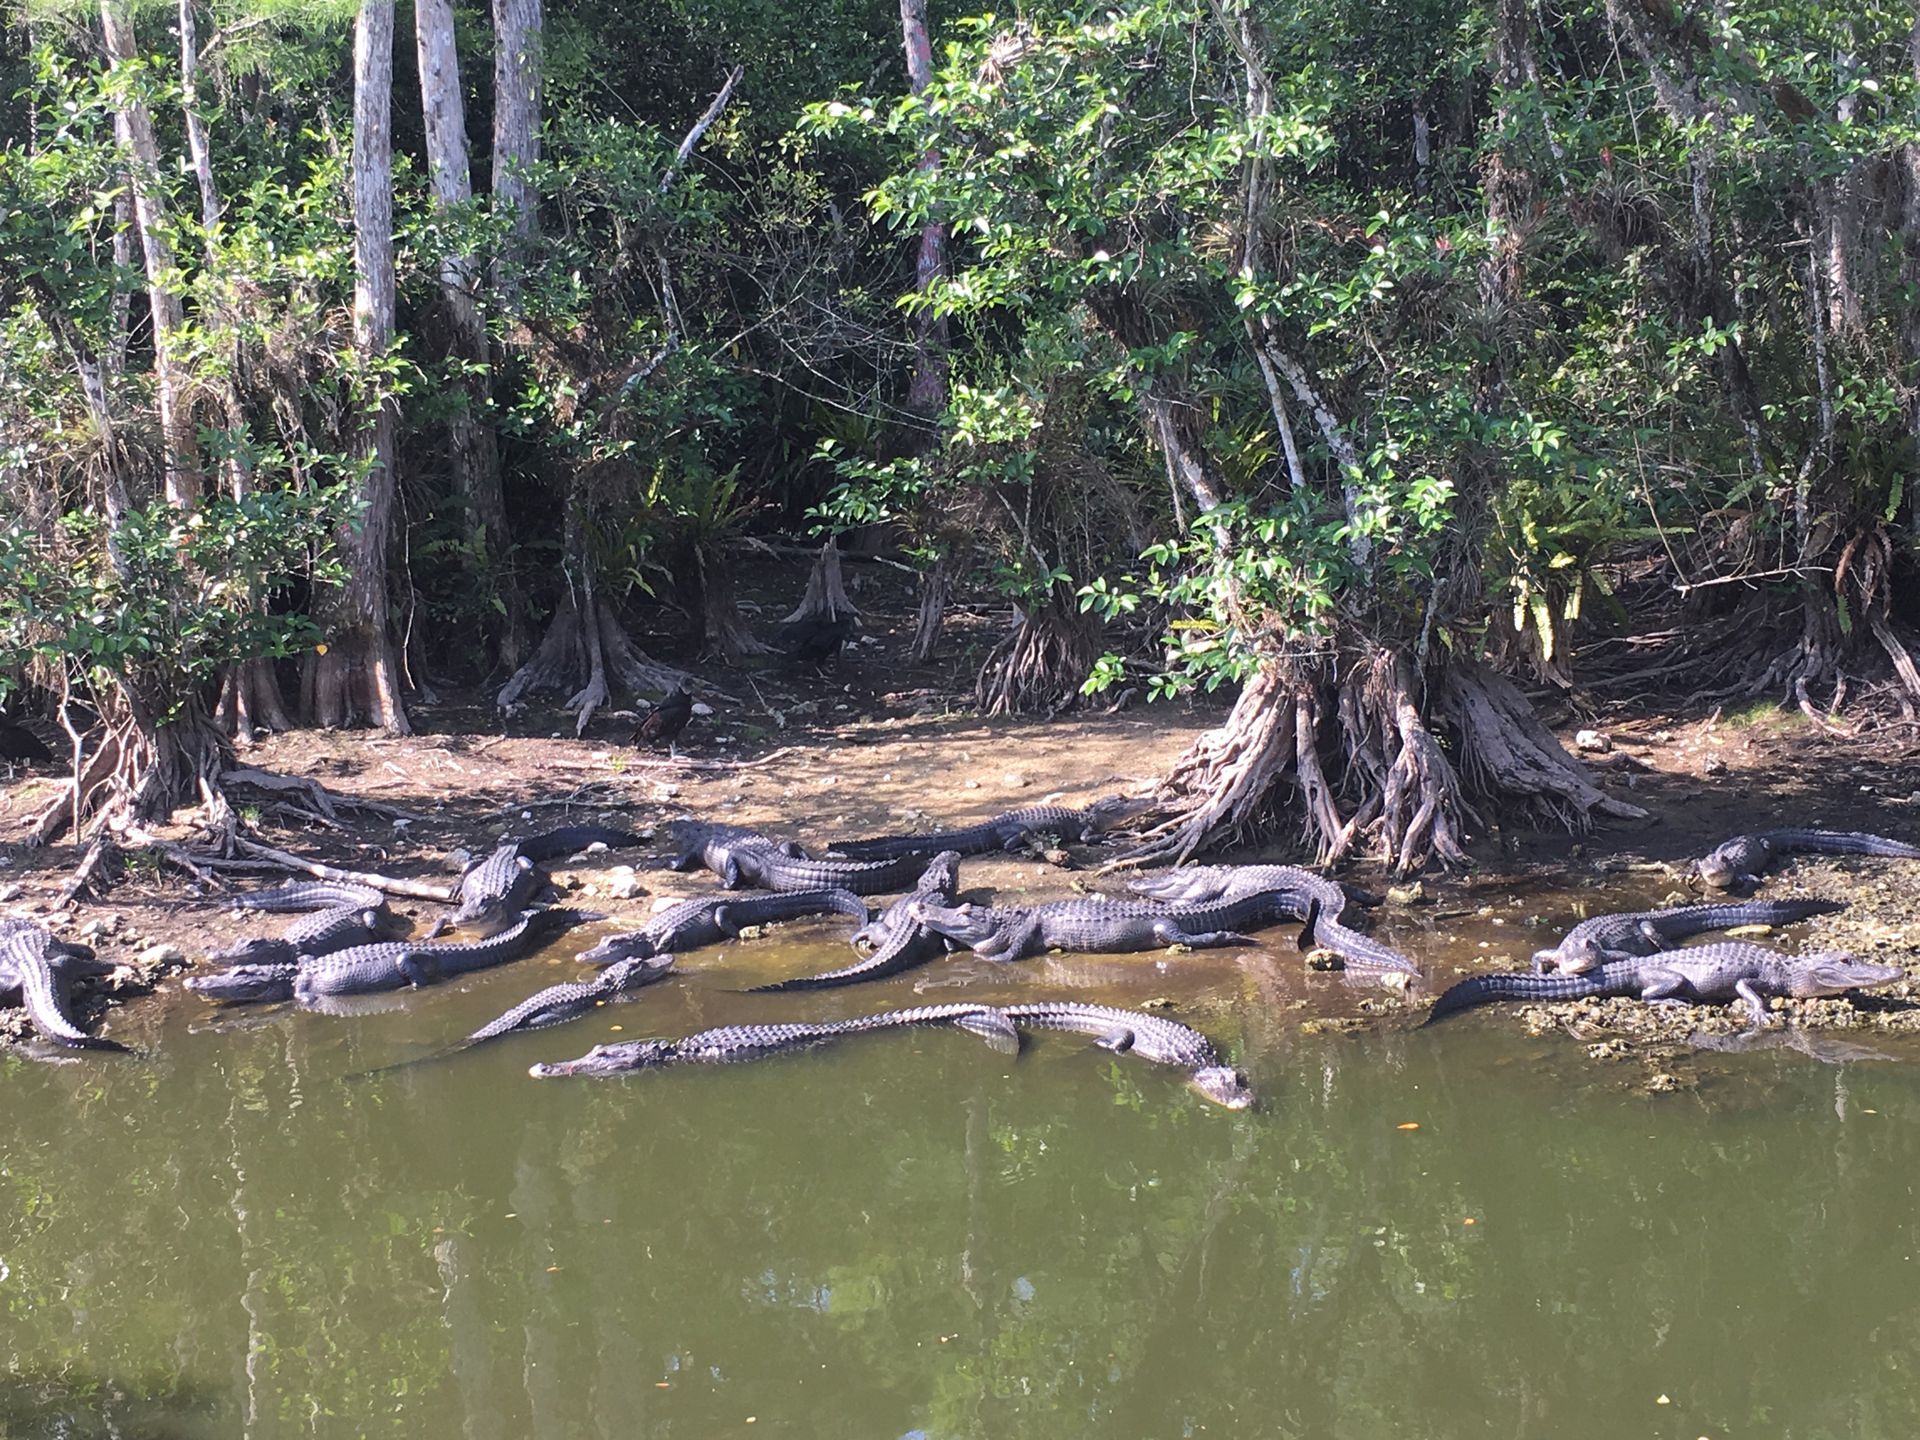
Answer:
4, 687, 1919, 1066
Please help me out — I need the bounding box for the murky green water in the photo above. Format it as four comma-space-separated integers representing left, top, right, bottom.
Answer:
6, 912, 1920, 1439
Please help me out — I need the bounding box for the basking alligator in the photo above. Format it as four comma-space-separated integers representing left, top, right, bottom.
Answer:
530, 1003, 1020, 1077
752, 852, 962, 992
1692, 829, 1920, 891
1427, 943, 1902, 1026
460, 954, 678, 1049
578, 889, 871, 966
1532, 898, 1847, 975
910, 892, 1280, 963
0, 920, 128, 1051
998, 1002, 1253, 1109
1129, 865, 1418, 975
824, 798, 1150, 861
188, 908, 605, 1005
427, 825, 650, 938
667, 819, 925, 895
208, 903, 403, 967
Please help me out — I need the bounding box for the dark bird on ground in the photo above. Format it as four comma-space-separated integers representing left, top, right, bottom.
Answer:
0, 720, 54, 764
774, 612, 855, 668
635, 685, 694, 756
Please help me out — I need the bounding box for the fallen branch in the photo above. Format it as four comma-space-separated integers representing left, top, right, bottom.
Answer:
222, 768, 425, 822
231, 838, 454, 901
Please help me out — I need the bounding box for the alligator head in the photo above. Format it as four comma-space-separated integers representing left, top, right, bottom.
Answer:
529, 1040, 676, 1077
1532, 935, 1608, 976
185, 963, 297, 1003
1785, 951, 1904, 1000
1084, 794, 1156, 835
1190, 1065, 1256, 1110
578, 931, 663, 966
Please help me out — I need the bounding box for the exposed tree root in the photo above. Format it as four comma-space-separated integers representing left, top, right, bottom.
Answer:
911, 557, 949, 663
975, 597, 1098, 716
1125, 646, 1643, 874
28, 702, 231, 851
784, 540, 860, 623
495, 591, 689, 735
214, 658, 294, 744
306, 623, 412, 734
229, 838, 454, 901
698, 548, 773, 661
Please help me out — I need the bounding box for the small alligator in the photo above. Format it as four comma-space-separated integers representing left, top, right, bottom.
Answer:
530, 1003, 1020, 1077
208, 903, 403, 967
427, 825, 650, 938
227, 880, 391, 913
910, 892, 1282, 963
1130, 865, 1417, 975
0, 920, 127, 1051
578, 889, 871, 966
667, 819, 926, 895
1692, 829, 1920, 891
752, 852, 962, 992
998, 1002, 1253, 1109
462, 954, 678, 1048
824, 798, 1151, 861
1532, 898, 1847, 975
1426, 943, 1903, 1026
188, 908, 605, 1005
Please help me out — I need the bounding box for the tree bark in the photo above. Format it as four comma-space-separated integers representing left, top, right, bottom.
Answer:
100, 0, 198, 505
310, 0, 409, 733
416, 0, 524, 665
491, 0, 543, 308
899, 0, 949, 419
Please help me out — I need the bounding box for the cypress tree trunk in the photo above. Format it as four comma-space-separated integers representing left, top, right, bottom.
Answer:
416, 0, 525, 666
309, 0, 410, 733
491, 0, 543, 307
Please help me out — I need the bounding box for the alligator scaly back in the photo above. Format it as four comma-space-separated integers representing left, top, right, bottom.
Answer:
0, 923, 130, 1051
529, 1003, 1020, 1077
998, 1002, 1253, 1109
751, 852, 963, 992
1532, 897, 1848, 975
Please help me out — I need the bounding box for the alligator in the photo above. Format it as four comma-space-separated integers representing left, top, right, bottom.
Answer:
997, 1002, 1253, 1109
0, 921, 128, 1051
1425, 943, 1903, 1026
752, 852, 963, 992
577, 888, 871, 966
187, 908, 605, 1005
667, 819, 926, 895
208, 903, 403, 967
426, 825, 650, 939
1130, 865, 1418, 975
824, 798, 1152, 862
909, 892, 1284, 963
530, 1002, 1020, 1077
227, 880, 392, 913
460, 953, 678, 1049
1532, 898, 1848, 975
1691, 829, 1920, 891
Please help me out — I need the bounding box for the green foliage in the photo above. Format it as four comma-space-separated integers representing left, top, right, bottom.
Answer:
0, 488, 345, 714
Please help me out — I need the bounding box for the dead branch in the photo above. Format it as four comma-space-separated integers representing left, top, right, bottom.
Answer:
230, 838, 455, 901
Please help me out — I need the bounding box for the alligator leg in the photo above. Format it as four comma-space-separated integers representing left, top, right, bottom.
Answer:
1634, 967, 1690, 1005
1150, 921, 1255, 949
1092, 1026, 1138, 1053
1733, 978, 1774, 1027
668, 848, 700, 873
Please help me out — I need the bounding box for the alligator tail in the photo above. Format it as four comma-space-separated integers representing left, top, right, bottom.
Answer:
1774, 829, 1920, 860
1425, 971, 1602, 1024
21, 960, 130, 1051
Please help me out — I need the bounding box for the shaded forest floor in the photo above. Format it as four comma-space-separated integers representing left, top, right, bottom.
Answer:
3, 553, 1920, 1071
